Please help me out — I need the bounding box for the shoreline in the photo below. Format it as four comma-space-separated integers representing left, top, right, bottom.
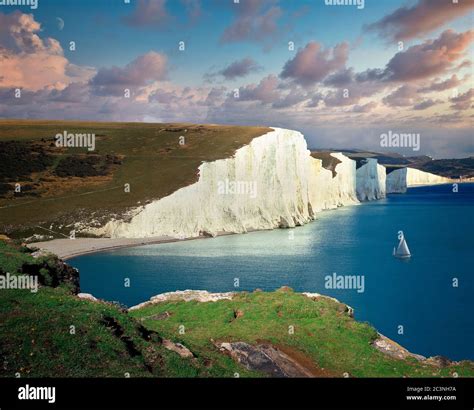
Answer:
30, 234, 225, 260
29, 210, 346, 260
30, 228, 268, 260
29, 183, 464, 260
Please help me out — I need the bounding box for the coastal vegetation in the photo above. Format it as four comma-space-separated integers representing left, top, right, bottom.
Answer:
0, 240, 206, 377
0, 120, 270, 237
1, 241, 473, 378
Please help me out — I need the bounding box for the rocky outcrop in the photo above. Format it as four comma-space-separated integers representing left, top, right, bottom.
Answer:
163, 340, 194, 358
77, 293, 98, 302
302, 292, 354, 317
373, 333, 426, 361
373, 333, 462, 372
218, 342, 315, 377
129, 290, 235, 310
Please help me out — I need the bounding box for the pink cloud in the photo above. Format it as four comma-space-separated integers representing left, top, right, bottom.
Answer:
383, 85, 418, 107
352, 102, 378, 113
413, 99, 441, 111
385, 30, 474, 81
280, 41, 349, 86
0, 12, 61, 53
237, 74, 280, 104
367, 0, 474, 41
221, 0, 282, 47
0, 51, 70, 91
123, 0, 201, 28
450, 88, 473, 110
219, 58, 262, 80
123, 0, 171, 27
0, 12, 94, 91
90, 52, 168, 96
419, 74, 467, 93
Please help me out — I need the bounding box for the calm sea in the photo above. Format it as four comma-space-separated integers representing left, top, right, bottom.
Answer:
71, 183, 474, 360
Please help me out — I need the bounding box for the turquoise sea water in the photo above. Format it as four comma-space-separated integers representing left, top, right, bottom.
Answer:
71, 184, 474, 360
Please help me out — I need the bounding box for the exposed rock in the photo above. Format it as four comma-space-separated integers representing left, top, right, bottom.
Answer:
129, 290, 234, 310
373, 333, 426, 361
424, 356, 453, 368
302, 292, 354, 316
163, 340, 194, 358
372, 334, 466, 369
24, 234, 54, 244
277, 286, 293, 293
345, 305, 354, 318
218, 342, 314, 377
149, 311, 172, 321
77, 293, 98, 302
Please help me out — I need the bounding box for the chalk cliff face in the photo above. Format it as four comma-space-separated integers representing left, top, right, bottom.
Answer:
386, 168, 408, 193
356, 159, 386, 201
386, 167, 452, 193
93, 128, 358, 239
308, 152, 358, 213
88, 127, 453, 239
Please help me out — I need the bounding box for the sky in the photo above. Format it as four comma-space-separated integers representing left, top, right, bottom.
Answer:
0, 0, 473, 158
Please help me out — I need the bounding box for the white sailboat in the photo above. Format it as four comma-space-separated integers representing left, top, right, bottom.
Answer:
393, 235, 411, 258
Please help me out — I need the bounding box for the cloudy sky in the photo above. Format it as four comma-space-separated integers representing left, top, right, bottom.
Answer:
0, 0, 472, 157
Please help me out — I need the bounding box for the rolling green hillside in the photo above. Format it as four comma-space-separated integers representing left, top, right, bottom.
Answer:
0, 120, 270, 237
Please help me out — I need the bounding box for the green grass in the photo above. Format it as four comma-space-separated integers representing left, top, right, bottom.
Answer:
0, 286, 205, 377
0, 241, 198, 377
0, 242, 256, 377
0, 119, 270, 236
1, 242, 472, 378
130, 289, 474, 378
0, 241, 35, 273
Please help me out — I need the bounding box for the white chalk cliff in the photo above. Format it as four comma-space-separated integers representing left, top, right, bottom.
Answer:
93, 128, 358, 238
356, 159, 386, 201
90, 128, 451, 239
386, 167, 452, 194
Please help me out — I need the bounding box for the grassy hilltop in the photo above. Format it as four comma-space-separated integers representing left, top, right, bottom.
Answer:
1, 241, 472, 378
0, 120, 270, 237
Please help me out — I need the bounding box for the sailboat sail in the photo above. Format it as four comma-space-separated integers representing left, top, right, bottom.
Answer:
395, 237, 411, 257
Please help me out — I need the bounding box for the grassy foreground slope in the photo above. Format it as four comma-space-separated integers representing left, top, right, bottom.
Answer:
131, 290, 474, 378
0, 120, 270, 236
0, 241, 247, 377
1, 242, 472, 378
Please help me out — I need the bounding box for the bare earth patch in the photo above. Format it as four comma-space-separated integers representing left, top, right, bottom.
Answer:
217, 341, 334, 377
